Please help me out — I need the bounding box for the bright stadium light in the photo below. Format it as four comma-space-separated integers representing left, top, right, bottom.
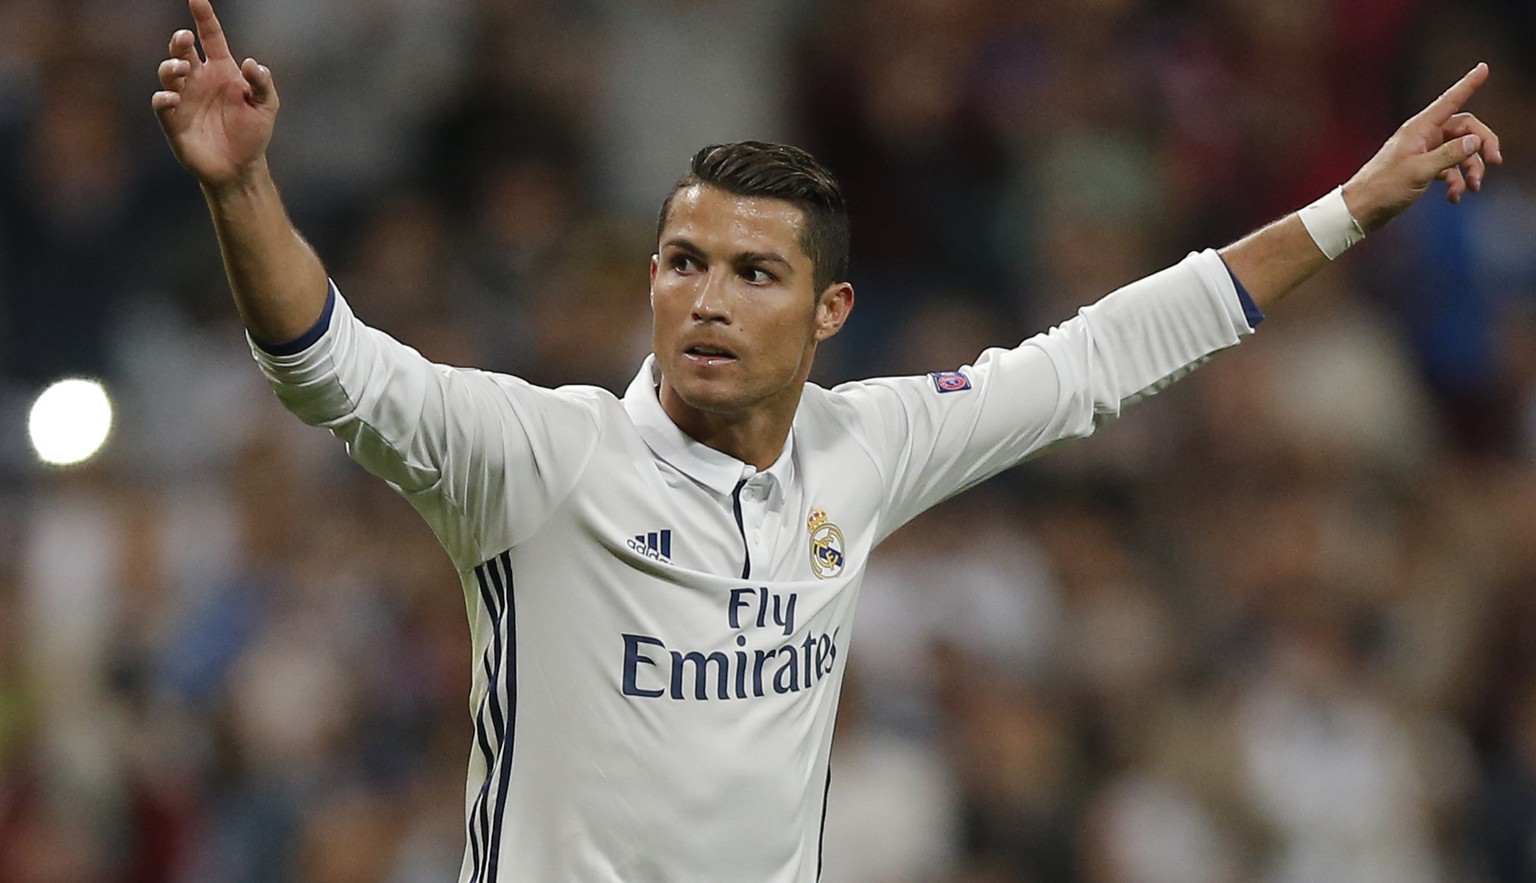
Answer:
28, 377, 114, 467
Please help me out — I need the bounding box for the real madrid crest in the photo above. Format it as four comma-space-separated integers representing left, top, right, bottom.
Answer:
807, 508, 846, 579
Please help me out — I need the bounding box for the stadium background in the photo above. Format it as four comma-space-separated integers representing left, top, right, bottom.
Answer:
2, 0, 1536, 879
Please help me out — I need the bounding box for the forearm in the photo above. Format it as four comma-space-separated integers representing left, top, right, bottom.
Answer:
203, 158, 329, 345
1216, 213, 1331, 315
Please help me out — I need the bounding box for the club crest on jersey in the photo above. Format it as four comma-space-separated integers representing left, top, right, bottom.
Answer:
929, 370, 972, 393
628, 529, 672, 563
807, 508, 846, 579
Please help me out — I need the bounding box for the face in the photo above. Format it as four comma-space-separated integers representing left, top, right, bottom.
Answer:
650, 184, 852, 421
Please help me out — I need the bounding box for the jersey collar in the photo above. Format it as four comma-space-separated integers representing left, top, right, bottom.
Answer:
622, 355, 795, 499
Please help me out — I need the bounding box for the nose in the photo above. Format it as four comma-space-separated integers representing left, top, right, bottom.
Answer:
691, 269, 731, 323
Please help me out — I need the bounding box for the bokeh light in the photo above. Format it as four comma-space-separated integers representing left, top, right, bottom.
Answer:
27, 378, 114, 467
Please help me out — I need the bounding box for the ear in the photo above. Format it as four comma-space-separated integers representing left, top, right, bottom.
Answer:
813, 282, 854, 342
649, 254, 659, 305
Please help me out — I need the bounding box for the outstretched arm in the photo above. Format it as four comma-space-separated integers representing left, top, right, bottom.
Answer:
1221, 63, 1503, 313
153, 0, 327, 345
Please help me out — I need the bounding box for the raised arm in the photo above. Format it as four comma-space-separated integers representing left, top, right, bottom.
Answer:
152, 0, 328, 345
1220, 63, 1503, 312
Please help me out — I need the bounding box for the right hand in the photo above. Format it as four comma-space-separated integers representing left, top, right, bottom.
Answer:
152, 0, 279, 190
1341, 63, 1502, 233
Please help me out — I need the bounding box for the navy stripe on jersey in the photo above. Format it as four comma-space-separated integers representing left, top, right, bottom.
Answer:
484, 550, 518, 882
467, 550, 517, 883
467, 562, 502, 879
816, 764, 832, 879
251, 283, 337, 355
467, 562, 502, 882
1221, 259, 1266, 327
731, 479, 751, 579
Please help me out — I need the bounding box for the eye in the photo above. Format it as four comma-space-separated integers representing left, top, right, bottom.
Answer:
741, 266, 776, 285
670, 253, 700, 274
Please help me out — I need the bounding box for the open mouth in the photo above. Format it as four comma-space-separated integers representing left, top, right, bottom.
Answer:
685, 344, 737, 363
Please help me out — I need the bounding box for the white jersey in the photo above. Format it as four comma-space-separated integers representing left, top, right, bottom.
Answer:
251, 248, 1254, 882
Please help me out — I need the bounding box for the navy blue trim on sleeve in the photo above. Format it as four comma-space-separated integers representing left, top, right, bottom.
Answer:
251, 283, 338, 355
1221, 259, 1265, 327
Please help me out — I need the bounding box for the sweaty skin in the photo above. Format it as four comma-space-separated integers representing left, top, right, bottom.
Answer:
650, 184, 853, 470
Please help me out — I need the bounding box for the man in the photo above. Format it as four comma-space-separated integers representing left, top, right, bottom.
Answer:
152, 0, 1501, 879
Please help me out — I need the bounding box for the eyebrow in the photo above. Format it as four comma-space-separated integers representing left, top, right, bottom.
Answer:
661, 238, 793, 269
738, 251, 792, 269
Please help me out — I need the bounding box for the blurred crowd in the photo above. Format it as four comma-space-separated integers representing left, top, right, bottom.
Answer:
3, 0, 1536, 880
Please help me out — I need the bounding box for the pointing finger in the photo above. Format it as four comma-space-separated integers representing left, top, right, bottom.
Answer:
189, 0, 233, 62
1413, 62, 1490, 128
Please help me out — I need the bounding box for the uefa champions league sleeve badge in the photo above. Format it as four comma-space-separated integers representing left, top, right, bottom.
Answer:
807, 508, 846, 579
929, 370, 972, 393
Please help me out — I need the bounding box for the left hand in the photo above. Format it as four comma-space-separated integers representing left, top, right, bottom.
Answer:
153, 0, 280, 191
1342, 62, 1503, 233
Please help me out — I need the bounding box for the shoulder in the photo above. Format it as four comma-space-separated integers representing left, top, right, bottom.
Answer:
817, 373, 937, 420
432, 367, 625, 445
795, 379, 903, 459
467, 369, 619, 412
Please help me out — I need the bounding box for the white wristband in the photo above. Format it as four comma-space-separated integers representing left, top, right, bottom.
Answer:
1298, 186, 1366, 260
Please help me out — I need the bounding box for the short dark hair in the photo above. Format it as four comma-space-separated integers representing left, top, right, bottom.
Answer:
656, 141, 850, 293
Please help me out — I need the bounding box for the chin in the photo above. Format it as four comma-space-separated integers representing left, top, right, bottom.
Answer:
671, 378, 749, 414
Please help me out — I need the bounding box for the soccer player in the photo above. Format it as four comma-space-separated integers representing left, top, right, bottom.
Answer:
152, 0, 1501, 879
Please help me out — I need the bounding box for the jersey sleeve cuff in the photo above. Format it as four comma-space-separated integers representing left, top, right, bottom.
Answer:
1220, 258, 1265, 328
249, 281, 339, 356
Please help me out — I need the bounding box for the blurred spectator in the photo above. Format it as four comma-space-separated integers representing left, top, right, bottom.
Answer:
0, 68, 145, 384
1235, 609, 1455, 883
591, 0, 809, 219
225, 0, 475, 213
822, 672, 962, 882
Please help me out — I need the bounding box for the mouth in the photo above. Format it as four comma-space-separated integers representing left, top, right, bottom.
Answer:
683, 344, 738, 366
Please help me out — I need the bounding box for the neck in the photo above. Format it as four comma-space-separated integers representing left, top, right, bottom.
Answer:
657, 381, 798, 471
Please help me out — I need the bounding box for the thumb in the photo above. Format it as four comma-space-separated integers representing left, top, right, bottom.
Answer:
1420, 134, 1481, 180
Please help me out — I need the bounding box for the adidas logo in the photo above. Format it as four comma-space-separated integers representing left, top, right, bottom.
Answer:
627, 529, 673, 563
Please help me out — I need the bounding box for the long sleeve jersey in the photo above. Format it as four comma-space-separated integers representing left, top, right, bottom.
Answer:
251, 247, 1255, 882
